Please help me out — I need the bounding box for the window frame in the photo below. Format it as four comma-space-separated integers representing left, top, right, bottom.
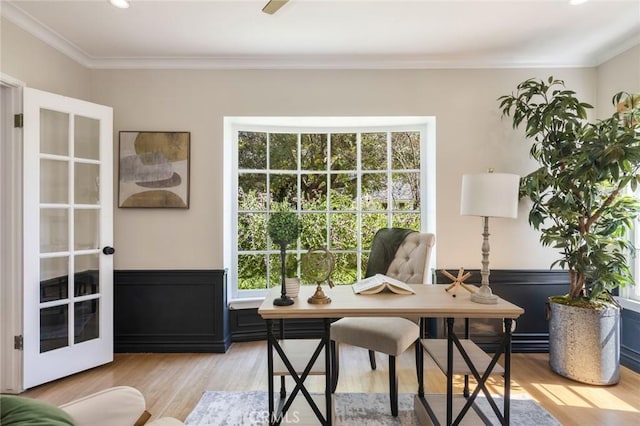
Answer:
224, 117, 436, 302
617, 190, 640, 312
623, 215, 640, 302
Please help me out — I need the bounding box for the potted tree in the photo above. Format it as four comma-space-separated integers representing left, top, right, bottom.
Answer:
267, 210, 301, 306
499, 77, 640, 385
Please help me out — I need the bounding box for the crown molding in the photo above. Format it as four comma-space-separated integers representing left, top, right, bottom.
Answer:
88, 54, 597, 70
0, 72, 26, 88
591, 30, 640, 67
1, 1, 93, 68
2, 1, 636, 71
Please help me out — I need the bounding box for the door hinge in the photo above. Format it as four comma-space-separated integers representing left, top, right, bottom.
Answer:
14, 113, 23, 128
14, 335, 23, 350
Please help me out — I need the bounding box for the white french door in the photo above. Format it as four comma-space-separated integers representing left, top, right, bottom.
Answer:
22, 88, 114, 389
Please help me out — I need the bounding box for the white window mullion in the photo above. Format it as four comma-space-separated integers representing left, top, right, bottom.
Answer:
265, 132, 271, 288
326, 133, 332, 252
296, 133, 302, 267
67, 113, 75, 346
387, 131, 393, 226
356, 132, 363, 281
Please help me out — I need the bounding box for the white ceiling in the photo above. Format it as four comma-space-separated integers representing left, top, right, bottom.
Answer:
2, 0, 640, 69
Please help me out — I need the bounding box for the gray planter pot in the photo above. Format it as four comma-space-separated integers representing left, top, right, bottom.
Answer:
548, 299, 620, 385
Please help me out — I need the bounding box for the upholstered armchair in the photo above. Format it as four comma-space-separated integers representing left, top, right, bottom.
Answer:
1, 386, 184, 426
330, 230, 436, 416
62, 386, 184, 425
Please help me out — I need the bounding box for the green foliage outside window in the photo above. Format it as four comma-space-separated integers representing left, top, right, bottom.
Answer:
236, 130, 423, 291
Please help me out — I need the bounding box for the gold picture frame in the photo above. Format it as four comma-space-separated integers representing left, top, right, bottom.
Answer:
118, 131, 190, 208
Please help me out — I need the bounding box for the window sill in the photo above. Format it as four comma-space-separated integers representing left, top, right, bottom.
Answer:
615, 296, 640, 313
229, 298, 264, 310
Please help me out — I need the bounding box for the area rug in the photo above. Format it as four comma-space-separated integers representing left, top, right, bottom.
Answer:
185, 391, 560, 425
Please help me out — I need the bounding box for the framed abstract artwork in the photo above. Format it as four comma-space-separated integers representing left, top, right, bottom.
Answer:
118, 131, 190, 208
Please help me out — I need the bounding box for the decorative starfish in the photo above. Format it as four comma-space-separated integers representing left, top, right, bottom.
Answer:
441, 268, 475, 297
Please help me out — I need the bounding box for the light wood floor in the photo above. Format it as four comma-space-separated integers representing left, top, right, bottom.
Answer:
20, 341, 640, 425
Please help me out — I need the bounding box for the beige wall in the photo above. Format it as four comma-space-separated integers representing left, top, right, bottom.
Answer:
7, 15, 637, 276
0, 18, 90, 99
596, 45, 640, 119
92, 68, 597, 271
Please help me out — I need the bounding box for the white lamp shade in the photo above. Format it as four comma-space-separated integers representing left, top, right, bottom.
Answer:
460, 173, 519, 218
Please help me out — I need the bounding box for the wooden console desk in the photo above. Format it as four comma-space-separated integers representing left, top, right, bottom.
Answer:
258, 284, 524, 425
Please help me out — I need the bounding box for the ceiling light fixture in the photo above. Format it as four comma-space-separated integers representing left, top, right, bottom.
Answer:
262, 0, 289, 15
109, 0, 130, 9
569, 0, 589, 5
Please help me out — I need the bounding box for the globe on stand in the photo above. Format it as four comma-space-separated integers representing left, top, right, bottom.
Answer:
301, 248, 334, 305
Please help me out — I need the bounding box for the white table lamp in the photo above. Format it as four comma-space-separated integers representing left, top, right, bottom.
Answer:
461, 170, 519, 304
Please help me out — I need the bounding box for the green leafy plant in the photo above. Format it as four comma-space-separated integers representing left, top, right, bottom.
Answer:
499, 77, 640, 304
267, 211, 301, 247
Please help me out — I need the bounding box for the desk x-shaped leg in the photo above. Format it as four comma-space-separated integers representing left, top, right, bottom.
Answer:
446, 317, 513, 425
266, 318, 332, 425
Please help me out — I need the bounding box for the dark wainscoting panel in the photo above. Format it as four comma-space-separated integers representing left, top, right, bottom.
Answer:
114, 270, 230, 353
434, 269, 568, 352
230, 306, 326, 342
621, 308, 640, 373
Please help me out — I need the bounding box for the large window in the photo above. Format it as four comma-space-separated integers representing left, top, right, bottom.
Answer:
224, 118, 435, 300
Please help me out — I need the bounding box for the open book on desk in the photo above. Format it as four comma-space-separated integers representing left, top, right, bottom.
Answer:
352, 274, 415, 295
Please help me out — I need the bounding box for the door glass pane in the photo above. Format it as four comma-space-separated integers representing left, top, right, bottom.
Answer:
40, 109, 69, 156
40, 209, 68, 253
74, 254, 99, 296
74, 210, 99, 250
75, 116, 100, 160
75, 163, 100, 204
40, 159, 68, 204
40, 305, 68, 353
40, 257, 68, 303
75, 300, 99, 344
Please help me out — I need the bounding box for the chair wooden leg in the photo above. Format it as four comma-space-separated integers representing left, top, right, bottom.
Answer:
330, 340, 339, 393
389, 355, 398, 417
368, 350, 377, 370
415, 339, 421, 383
